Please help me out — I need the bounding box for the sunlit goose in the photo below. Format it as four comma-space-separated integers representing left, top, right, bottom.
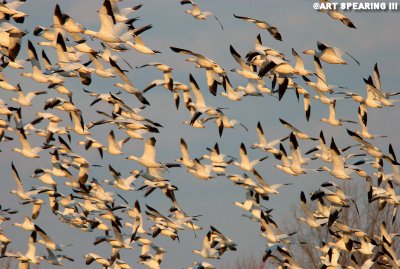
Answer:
13, 128, 44, 158
110, 57, 150, 105
0, 1, 28, 23
347, 129, 390, 160
253, 170, 292, 196
233, 14, 282, 41
104, 165, 137, 191
188, 74, 222, 119
279, 118, 317, 140
355, 105, 386, 139
303, 41, 359, 65
11, 85, 46, 106
180, 0, 224, 30
372, 63, 400, 106
302, 57, 334, 94
85, 253, 110, 267
6, 231, 40, 265
176, 138, 195, 168
220, 76, 245, 101
202, 143, 231, 172
319, 0, 356, 28
188, 159, 214, 180
126, 35, 161, 54
233, 143, 268, 172
192, 231, 220, 259
13, 216, 35, 231
106, 130, 130, 155
287, 133, 306, 175
320, 100, 356, 126
274, 144, 298, 176
230, 45, 260, 80
31, 168, 57, 187
319, 138, 353, 180
0, 71, 19, 91
127, 137, 176, 169
298, 191, 327, 228
251, 121, 288, 154
22, 40, 63, 84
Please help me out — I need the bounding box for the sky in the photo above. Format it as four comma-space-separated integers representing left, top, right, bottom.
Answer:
0, 0, 400, 268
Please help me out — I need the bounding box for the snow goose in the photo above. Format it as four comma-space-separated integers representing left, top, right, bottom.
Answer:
319, 0, 356, 28
107, 130, 130, 155
214, 114, 248, 137
11, 85, 46, 106
292, 48, 313, 76
126, 35, 161, 54
319, 138, 353, 180
287, 133, 307, 175
0, 71, 18, 91
180, 0, 224, 30
303, 57, 334, 94
298, 191, 327, 228
279, 118, 317, 140
304, 41, 359, 65
0, 0, 28, 23
5, 231, 40, 265
110, 0, 142, 23
202, 143, 231, 172
192, 230, 220, 259
22, 40, 63, 85
274, 144, 298, 176
170, 46, 224, 96
233, 14, 282, 41
372, 63, 400, 106
347, 129, 392, 161
127, 137, 179, 169
252, 170, 292, 196
209, 226, 237, 255
110, 57, 150, 105
13, 128, 45, 158
104, 165, 137, 191
31, 168, 57, 187
176, 138, 195, 168
39, 248, 74, 266
232, 143, 268, 172
320, 100, 356, 126
83, 0, 131, 43
251, 121, 288, 154
355, 105, 386, 139
188, 159, 214, 180
230, 45, 260, 80
187, 74, 222, 121
220, 76, 245, 101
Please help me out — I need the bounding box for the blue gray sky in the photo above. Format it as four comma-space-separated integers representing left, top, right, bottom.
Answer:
1, 0, 399, 268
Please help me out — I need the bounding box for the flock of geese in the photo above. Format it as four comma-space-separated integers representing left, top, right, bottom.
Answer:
0, 0, 399, 268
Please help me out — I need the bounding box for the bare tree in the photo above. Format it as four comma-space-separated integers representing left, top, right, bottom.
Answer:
283, 180, 400, 268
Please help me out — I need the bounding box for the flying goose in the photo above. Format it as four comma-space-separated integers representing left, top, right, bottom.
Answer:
127, 137, 180, 169
233, 14, 282, 41
10, 85, 47, 106
319, 138, 354, 180
170, 46, 224, 96
232, 143, 268, 172
110, 57, 150, 105
320, 100, 356, 126
304, 41, 359, 65
279, 118, 317, 140
298, 191, 328, 228
180, 0, 224, 30
319, 0, 356, 28
176, 138, 195, 168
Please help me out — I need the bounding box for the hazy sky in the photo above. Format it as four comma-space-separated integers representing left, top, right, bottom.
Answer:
1, 1, 399, 268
